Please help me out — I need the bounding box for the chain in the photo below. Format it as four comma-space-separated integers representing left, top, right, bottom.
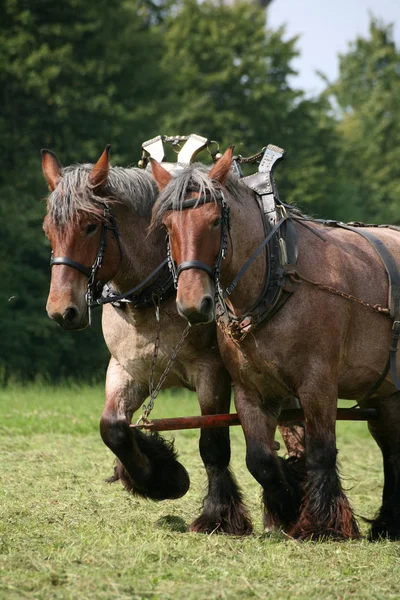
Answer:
287, 270, 390, 316
234, 148, 266, 164
147, 295, 161, 402
136, 309, 191, 425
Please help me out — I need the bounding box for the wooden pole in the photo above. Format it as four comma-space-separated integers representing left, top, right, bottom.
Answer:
131, 407, 377, 432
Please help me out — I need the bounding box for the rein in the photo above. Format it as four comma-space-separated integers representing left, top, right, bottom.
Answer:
94, 258, 174, 309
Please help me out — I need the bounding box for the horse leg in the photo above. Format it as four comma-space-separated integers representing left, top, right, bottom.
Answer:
368, 392, 400, 540
278, 396, 305, 460
100, 357, 190, 501
235, 385, 303, 532
264, 396, 306, 532
189, 367, 253, 535
290, 380, 360, 540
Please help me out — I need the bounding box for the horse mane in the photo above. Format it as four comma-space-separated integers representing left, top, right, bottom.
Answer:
151, 163, 249, 230
151, 162, 305, 230
47, 164, 157, 225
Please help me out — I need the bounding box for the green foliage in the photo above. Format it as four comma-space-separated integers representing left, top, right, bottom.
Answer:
1, 5, 399, 382
160, 0, 339, 216
160, 0, 300, 147
0, 0, 167, 383
329, 20, 400, 223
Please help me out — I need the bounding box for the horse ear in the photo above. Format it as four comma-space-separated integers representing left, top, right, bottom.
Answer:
89, 145, 111, 189
150, 159, 172, 191
41, 149, 62, 191
208, 146, 234, 185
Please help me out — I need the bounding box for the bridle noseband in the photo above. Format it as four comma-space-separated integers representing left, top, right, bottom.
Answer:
50, 256, 91, 278
166, 192, 230, 296
50, 203, 122, 320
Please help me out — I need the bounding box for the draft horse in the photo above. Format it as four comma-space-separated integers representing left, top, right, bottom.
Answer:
42, 146, 303, 534
41, 146, 255, 534
150, 148, 400, 540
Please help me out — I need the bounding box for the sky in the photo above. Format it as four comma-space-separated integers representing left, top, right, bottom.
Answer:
268, 0, 400, 95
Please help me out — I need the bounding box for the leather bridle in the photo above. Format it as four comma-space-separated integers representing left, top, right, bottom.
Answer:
166, 192, 231, 299
166, 190, 288, 310
50, 203, 122, 318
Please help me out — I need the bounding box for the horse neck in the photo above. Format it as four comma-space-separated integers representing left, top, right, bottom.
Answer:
222, 191, 267, 313
111, 203, 166, 294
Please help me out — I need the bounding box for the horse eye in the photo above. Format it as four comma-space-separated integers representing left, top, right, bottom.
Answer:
85, 224, 98, 235
213, 218, 221, 228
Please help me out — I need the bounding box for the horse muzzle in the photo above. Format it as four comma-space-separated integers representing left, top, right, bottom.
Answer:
176, 294, 215, 325
47, 304, 89, 331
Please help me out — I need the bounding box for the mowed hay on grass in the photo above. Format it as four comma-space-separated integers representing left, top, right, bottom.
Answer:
0, 384, 399, 599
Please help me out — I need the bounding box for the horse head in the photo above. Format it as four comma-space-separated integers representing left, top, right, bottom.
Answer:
151, 148, 233, 325
42, 146, 122, 330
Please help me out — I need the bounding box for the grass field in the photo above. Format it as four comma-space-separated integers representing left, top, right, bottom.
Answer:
1, 384, 400, 599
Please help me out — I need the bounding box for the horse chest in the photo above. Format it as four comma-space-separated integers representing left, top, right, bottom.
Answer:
103, 317, 192, 388
220, 336, 288, 397
111, 337, 188, 386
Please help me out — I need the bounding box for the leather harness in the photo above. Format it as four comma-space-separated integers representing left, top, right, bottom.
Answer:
165, 145, 298, 342
165, 197, 298, 342
100, 260, 174, 310
50, 133, 215, 313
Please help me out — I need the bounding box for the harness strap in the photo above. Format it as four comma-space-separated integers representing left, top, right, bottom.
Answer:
167, 191, 229, 290
180, 196, 216, 209
50, 256, 91, 277
390, 321, 400, 390
225, 216, 287, 296
331, 222, 400, 395
94, 258, 171, 305
340, 224, 400, 319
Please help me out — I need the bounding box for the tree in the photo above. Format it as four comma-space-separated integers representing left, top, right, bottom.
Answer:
329, 19, 400, 224
0, 0, 169, 383
160, 0, 340, 217
0, 0, 363, 383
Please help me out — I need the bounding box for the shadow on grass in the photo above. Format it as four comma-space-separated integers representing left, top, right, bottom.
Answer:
157, 515, 188, 533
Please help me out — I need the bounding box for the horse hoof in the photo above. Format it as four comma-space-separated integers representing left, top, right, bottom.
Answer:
189, 512, 253, 536
154, 461, 190, 500
114, 432, 191, 501
289, 521, 360, 541
369, 522, 400, 541
116, 458, 190, 500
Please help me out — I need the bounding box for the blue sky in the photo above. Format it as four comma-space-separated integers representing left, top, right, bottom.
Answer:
268, 0, 400, 94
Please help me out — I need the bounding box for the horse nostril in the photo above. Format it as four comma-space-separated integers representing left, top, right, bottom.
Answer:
200, 295, 214, 316
48, 311, 64, 325
63, 306, 79, 324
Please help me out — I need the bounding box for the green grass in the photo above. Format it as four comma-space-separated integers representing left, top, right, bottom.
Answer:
1, 384, 400, 599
